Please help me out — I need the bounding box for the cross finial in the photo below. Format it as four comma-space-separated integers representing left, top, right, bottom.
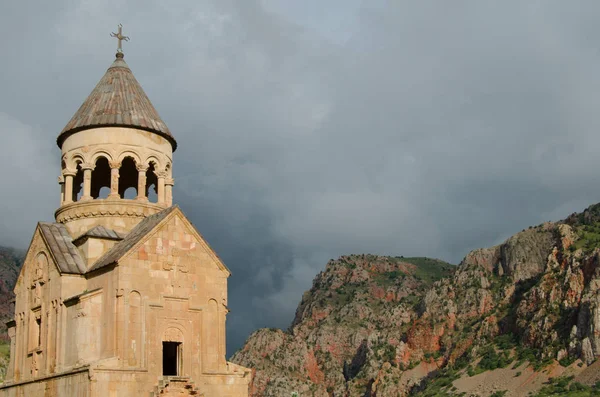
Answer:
110, 24, 129, 57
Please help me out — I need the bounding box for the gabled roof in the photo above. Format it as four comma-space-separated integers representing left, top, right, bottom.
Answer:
73, 225, 124, 244
38, 222, 87, 274
87, 205, 231, 276
57, 53, 176, 151
88, 205, 178, 272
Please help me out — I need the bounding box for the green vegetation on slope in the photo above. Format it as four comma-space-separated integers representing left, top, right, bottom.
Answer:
534, 376, 600, 397
0, 342, 9, 382
566, 203, 600, 252
393, 256, 455, 284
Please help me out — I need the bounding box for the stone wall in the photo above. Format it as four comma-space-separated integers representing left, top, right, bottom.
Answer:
0, 368, 90, 397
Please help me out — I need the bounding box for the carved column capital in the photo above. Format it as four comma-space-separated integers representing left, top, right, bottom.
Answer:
63, 170, 75, 204
165, 178, 174, 186
136, 164, 148, 172
109, 161, 122, 169
81, 162, 96, 171
62, 169, 77, 177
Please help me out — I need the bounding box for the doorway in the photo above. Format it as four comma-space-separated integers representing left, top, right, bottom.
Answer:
163, 341, 180, 376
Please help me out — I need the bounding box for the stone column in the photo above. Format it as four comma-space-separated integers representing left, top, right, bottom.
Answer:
165, 178, 174, 206
15, 314, 23, 381
156, 171, 167, 206
62, 170, 76, 204
136, 164, 148, 201
220, 309, 227, 370
58, 301, 65, 372
115, 289, 124, 358
57, 175, 65, 205
81, 163, 95, 201
109, 161, 121, 199
50, 300, 58, 373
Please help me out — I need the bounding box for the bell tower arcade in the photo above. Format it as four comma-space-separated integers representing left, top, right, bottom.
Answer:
54, 39, 177, 237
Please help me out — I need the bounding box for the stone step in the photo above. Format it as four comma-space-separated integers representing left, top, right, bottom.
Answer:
150, 377, 202, 397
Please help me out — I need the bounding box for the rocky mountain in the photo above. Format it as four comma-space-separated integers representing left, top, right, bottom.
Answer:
0, 246, 23, 342
232, 204, 600, 396
0, 246, 23, 381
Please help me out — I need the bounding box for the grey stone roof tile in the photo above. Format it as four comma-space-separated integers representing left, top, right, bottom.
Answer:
39, 223, 87, 274
57, 54, 176, 151
74, 225, 124, 243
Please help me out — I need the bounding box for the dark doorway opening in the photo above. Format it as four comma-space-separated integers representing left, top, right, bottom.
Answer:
163, 342, 180, 376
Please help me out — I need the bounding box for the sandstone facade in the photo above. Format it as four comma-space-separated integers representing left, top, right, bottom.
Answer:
0, 46, 250, 396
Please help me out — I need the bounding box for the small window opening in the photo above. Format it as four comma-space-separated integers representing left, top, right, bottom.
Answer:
162, 341, 180, 376
99, 186, 111, 198
146, 163, 158, 203
91, 157, 111, 199
73, 163, 84, 201
119, 157, 138, 199
123, 187, 136, 199
36, 317, 41, 347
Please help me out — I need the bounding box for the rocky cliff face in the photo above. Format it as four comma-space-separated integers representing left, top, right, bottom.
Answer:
0, 246, 23, 382
232, 204, 600, 396
0, 246, 23, 342
232, 255, 454, 396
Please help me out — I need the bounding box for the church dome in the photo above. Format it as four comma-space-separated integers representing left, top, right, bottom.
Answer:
57, 53, 177, 151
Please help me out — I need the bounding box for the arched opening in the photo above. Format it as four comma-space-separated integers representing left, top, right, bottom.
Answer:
91, 157, 111, 199
146, 163, 158, 203
73, 162, 84, 202
60, 160, 67, 203
163, 327, 184, 376
119, 157, 138, 199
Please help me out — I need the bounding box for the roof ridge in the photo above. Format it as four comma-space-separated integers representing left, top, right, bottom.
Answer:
73, 225, 125, 242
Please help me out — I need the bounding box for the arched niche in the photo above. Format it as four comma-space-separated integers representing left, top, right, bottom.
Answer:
202, 299, 220, 372
33, 252, 48, 284
164, 326, 184, 343
127, 291, 143, 367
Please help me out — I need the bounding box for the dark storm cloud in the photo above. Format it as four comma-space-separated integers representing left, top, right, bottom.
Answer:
2, 1, 600, 353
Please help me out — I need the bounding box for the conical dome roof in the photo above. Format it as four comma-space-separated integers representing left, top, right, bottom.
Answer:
58, 53, 176, 150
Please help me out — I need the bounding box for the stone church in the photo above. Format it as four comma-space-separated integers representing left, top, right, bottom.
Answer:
0, 31, 251, 396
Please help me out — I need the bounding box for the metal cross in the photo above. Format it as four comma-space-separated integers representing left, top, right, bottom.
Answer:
110, 24, 129, 53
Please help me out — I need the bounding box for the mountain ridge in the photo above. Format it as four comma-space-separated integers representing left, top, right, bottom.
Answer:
231, 204, 600, 396
0, 246, 23, 341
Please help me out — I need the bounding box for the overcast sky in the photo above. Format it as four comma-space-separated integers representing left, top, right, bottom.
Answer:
2, 1, 600, 354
